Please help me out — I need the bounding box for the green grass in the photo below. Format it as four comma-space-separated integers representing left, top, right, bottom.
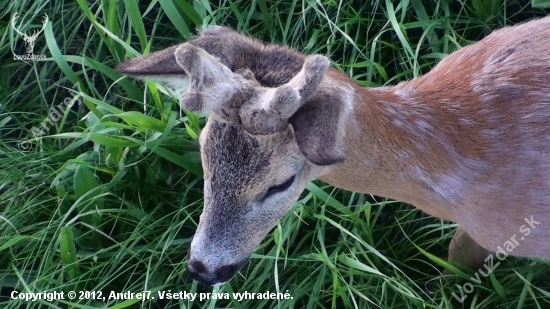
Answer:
1, 0, 550, 308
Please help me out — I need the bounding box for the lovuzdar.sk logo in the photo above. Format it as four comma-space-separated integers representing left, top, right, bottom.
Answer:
11, 11, 49, 61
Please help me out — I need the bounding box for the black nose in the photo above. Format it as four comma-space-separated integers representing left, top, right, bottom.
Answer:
186, 259, 247, 285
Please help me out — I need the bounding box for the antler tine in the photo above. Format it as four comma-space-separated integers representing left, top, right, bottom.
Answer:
174, 43, 246, 114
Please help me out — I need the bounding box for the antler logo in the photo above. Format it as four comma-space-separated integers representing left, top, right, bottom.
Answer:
12, 11, 49, 61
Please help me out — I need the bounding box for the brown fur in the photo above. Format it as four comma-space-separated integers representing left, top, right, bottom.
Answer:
115, 17, 550, 285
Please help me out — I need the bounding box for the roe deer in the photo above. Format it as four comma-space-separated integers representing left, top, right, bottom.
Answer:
115, 16, 550, 285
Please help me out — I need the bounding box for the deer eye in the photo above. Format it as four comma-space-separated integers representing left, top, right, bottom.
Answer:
261, 175, 296, 201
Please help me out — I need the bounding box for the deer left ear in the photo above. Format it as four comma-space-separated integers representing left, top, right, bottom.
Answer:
289, 80, 354, 166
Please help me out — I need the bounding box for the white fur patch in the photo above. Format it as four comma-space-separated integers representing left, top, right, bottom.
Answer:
145, 75, 190, 97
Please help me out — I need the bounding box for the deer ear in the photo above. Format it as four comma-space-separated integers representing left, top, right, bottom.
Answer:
115, 45, 191, 94
289, 81, 354, 166
115, 26, 234, 80
115, 45, 182, 76
114, 25, 243, 93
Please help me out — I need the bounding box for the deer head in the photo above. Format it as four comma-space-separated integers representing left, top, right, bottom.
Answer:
116, 29, 354, 285
12, 12, 49, 55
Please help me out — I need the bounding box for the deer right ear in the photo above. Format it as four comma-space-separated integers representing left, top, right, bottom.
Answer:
114, 25, 242, 93
115, 44, 191, 94
289, 80, 354, 166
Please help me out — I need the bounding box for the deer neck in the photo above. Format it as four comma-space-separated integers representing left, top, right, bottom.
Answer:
317, 77, 484, 219
318, 84, 420, 197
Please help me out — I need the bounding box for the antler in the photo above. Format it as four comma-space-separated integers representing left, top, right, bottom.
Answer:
238, 55, 330, 134
37, 14, 48, 36
173, 42, 331, 134
30, 14, 48, 39
174, 43, 254, 114
11, 12, 27, 38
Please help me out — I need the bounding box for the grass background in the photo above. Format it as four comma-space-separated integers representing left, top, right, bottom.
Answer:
1, 0, 550, 308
